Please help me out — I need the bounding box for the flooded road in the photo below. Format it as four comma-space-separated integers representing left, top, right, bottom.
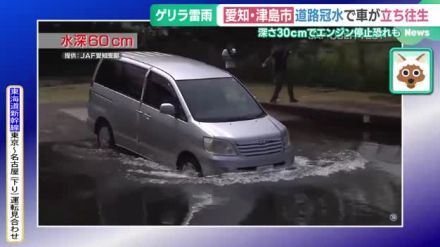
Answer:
39, 104, 401, 225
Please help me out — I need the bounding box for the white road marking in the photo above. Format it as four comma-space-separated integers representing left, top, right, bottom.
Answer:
60, 107, 88, 122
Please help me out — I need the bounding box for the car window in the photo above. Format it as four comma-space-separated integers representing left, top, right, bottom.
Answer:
143, 71, 186, 121
95, 59, 118, 90
95, 59, 146, 99
118, 62, 146, 99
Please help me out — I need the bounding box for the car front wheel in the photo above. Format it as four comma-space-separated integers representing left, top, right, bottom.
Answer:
178, 155, 202, 177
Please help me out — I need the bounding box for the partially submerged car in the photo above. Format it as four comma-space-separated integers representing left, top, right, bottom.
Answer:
88, 52, 294, 176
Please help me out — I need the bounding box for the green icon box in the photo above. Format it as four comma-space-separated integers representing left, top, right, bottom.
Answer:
389, 47, 433, 95
151, 4, 218, 27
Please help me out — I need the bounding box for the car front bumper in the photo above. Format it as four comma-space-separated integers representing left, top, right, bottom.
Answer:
199, 146, 295, 176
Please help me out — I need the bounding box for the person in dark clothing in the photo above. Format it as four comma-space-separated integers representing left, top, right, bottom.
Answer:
262, 45, 298, 103
222, 43, 238, 76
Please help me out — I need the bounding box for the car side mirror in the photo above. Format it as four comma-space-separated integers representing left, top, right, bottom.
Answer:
159, 103, 176, 116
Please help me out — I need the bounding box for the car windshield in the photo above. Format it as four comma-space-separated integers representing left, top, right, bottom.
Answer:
177, 77, 265, 122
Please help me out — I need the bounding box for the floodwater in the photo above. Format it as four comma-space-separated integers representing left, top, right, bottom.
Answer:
39, 110, 401, 226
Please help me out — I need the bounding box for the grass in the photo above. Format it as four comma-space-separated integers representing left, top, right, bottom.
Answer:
39, 83, 89, 103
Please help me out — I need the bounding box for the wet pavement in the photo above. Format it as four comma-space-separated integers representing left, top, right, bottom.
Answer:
39, 103, 401, 225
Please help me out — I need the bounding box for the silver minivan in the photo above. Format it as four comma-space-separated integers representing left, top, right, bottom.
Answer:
87, 52, 294, 176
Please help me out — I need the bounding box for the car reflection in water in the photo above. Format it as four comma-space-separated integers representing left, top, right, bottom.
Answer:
97, 185, 190, 225
39, 172, 191, 225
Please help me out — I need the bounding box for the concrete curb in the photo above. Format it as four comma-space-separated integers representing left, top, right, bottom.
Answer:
261, 102, 401, 128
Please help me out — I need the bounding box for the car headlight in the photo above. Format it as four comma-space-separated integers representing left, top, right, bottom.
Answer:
283, 132, 291, 147
203, 137, 237, 156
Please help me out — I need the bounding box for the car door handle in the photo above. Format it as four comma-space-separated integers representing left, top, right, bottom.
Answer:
137, 110, 151, 119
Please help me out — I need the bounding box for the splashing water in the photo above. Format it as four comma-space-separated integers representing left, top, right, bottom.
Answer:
124, 151, 367, 186
51, 142, 367, 187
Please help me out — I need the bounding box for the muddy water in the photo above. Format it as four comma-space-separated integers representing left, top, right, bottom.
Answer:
39, 113, 401, 225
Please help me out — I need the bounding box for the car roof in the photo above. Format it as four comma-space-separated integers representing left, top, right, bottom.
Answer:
120, 51, 232, 80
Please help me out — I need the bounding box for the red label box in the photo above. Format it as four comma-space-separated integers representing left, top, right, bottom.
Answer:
223, 6, 295, 24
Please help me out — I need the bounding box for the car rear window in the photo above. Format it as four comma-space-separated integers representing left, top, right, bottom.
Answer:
95, 59, 147, 99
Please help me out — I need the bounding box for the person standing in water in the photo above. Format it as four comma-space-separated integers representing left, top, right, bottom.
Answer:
262, 44, 298, 103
